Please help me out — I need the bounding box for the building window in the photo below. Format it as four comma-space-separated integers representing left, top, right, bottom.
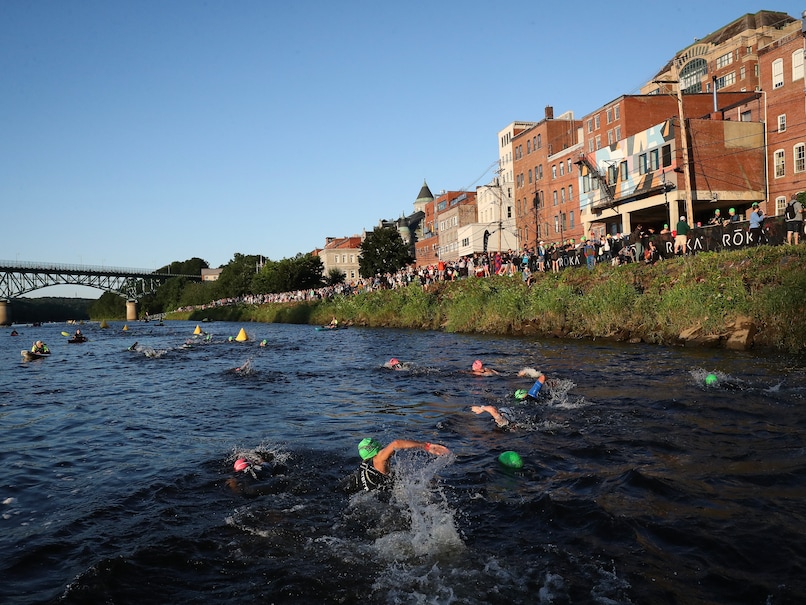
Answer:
639, 154, 648, 175
774, 149, 785, 178
773, 58, 784, 88
741, 110, 752, 122
570, 211, 575, 228
560, 188, 566, 204
716, 72, 735, 88
567, 159, 572, 174
552, 165, 557, 178
794, 49, 804, 81
559, 162, 565, 176
595, 135, 601, 150
795, 143, 805, 174
553, 190, 558, 206
528, 169, 533, 184
538, 165, 543, 179
662, 144, 672, 167
778, 114, 787, 133
554, 215, 560, 233
740, 65, 746, 80
587, 119, 593, 133
620, 160, 628, 180
537, 134, 542, 148
594, 114, 600, 129
614, 104, 620, 120
716, 51, 733, 69
680, 58, 707, 93
606, 108, 613, 124
615, 126, 621, 141
776, 196, 787, 216
568, 184, 573, 200
607, 130, 614, 145
607, 164, 618, 185
649, 149, 659, 171
527, 140, 531, 154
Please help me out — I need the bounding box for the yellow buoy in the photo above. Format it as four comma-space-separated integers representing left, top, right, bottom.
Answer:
193, 325, 202, 335
100, 320, 109, 328
235, 327, 248, 342
123, 325, 128, 331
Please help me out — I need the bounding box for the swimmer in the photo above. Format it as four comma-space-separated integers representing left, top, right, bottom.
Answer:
471, 405, 513, 428
347, 437, 450, 492
226, 453, 287, 497
127, 341, 139, 351
384, 357, 404, 370
470, 359, 499, 376
513, 372, 546, 400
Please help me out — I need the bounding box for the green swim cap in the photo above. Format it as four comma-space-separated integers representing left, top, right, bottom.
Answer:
498, 451, 523, 468
705, 373, 718, 386
358, 438, 382, 460
514, 389, 528, 400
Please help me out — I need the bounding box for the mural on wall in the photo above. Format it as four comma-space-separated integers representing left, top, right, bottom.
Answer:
580, 119, 677, 211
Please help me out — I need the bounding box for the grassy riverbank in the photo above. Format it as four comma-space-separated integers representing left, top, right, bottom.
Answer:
168, 245, 806, 352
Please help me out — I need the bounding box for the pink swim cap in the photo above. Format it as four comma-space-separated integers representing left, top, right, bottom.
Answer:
234, 458, 249, 472
472, 360, 483, 371
389, 358, 400, 366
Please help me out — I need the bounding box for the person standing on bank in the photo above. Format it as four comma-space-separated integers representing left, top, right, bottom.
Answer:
674, 216, 690, 256
784, 195, 803, 245
748, 202, 765, 245
352, 438, 450, 492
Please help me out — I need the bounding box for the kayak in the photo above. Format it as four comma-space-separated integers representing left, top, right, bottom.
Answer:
21, 350, 50, 361
68, 337, 87, 343
315, 325, 348, 331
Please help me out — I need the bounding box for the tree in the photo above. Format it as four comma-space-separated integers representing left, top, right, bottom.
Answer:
358, 227, 413, 278
216, 253, 262, 298
325, 267, 346, 286
252, 253, 324, 294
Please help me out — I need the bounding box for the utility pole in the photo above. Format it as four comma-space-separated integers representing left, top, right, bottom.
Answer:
671, 60, 694, 223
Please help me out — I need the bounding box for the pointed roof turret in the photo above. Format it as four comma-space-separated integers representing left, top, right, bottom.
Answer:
415, 179, 434, 205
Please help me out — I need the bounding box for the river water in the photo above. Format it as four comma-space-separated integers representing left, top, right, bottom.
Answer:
2, 320, 805, 604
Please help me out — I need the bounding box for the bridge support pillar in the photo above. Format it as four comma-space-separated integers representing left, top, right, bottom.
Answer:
126, 300, 138, 322
0, 300, 9, 326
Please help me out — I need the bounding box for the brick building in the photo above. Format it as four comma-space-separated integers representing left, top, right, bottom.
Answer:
576, 92, 765, 235
511, 107, 584, 247
758, 27, 806, 214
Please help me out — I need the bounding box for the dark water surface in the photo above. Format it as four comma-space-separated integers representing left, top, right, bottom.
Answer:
2, 321, 805, 604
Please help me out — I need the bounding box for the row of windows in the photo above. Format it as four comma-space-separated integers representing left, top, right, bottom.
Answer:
773, 143, 806, 178
580, 144, 672, 194
772, 50, 804, 88
331, 254, 357, 264
516, 159, 575, 189
587, 104, 621, 134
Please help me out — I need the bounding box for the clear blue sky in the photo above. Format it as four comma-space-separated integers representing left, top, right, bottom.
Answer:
1, 2, 801, 297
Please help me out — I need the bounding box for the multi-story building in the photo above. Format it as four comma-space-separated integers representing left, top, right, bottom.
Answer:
318, 236, 363, 282
512, 106, 585, 247
463, 180, 518, 257
758, 26, 806, 215
498, 121, 537, 211
434, 190, 477, 262
578, 92, 766, 235
641, 11, 798, 97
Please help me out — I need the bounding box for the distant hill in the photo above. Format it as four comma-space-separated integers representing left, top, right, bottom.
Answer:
9, 297, 93, 324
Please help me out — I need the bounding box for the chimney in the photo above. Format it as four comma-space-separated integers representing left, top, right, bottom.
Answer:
545, 106, 554, 120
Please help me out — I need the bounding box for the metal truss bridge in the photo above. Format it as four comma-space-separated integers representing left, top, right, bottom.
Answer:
0, 260, 199, 300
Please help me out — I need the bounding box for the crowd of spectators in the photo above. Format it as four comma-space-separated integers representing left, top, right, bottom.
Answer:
177, 209, 802, 315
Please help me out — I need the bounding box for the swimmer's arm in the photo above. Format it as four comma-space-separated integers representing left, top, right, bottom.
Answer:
471, 405, 509, 427
373, 440, 450, 474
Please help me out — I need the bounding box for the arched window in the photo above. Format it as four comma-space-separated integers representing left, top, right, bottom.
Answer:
680, 58, 707, 93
